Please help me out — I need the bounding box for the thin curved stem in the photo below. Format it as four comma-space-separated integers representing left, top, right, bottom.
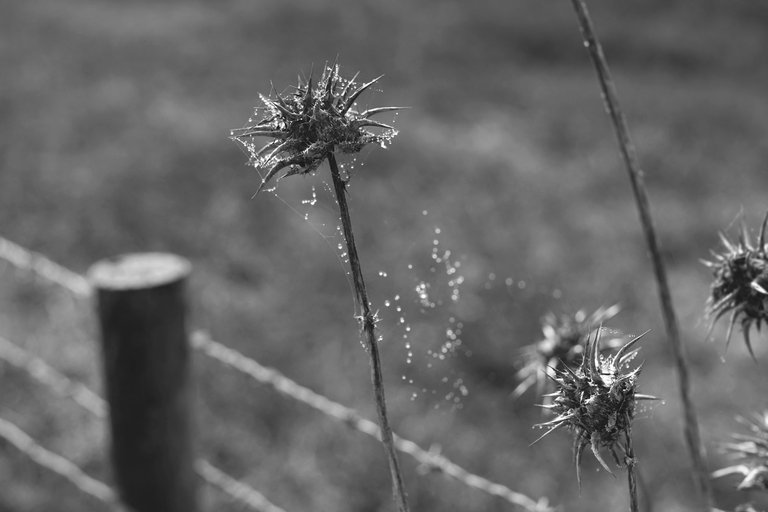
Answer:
567, 0, 712, 507
625, 430, 639, 512
327, 152, 411, 512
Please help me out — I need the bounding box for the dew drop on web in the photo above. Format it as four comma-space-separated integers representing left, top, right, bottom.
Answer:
375, 221, 474, 411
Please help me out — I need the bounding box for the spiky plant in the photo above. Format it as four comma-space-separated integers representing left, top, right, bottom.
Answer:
231, 63, 409, 512
512, 305, 622, 399
230, 63, 400, 194
734, 505, 764, 512
713, 411, 768, 493
533, 328, 655, 512
704, 212, 768, 359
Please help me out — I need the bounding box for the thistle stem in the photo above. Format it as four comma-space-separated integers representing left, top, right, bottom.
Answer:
625, 431, 639, 512
567, 0, 713, 507
327, 152, 411, 512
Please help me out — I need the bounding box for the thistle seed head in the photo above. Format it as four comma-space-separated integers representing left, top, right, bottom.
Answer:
704, 211, 768, 359
532, 329, 655, 485
713, 411, 768, 492
230, 62, 401, 193
734, 505, 762, 512
512, 305, 623, 399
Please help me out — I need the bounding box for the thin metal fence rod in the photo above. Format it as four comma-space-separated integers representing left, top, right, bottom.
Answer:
0, 237, 552, 511
0, 335, 107, 418
192, 331, 552, 512
0, 236, 91, 298
196, 460, 288, 512
0, 415, 125, 510
0, 334, 288, 512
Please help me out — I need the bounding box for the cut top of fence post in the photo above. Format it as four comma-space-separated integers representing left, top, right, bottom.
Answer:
88, 253, 191, 291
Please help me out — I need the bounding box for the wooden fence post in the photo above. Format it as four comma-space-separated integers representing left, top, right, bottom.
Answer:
89, 253, 198, 512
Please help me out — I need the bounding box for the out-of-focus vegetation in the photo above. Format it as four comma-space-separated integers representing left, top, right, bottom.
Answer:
2, 1, 768, 510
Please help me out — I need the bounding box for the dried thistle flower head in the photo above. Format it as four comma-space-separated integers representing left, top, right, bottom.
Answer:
704, 211, 768, 359
512, 305, 623, 399
230, 62, 401, 194
713, 411, 768, 492
734, 505, 763, 512
532, 328, 656, 485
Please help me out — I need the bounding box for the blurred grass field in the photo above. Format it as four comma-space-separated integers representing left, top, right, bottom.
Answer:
2, 1, 768, 510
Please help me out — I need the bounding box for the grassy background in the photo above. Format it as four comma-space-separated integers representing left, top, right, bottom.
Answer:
2, 1, 768, 510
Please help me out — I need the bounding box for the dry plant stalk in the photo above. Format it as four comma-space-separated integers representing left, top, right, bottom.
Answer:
231, 63, 410, 512
567, 0, 713, 505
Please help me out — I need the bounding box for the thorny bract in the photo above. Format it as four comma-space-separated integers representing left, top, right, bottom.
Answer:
713, 411, 768, 493
704, 211, 768, 359
512, 305, 623, 399
532, 328, 656, 486
230, 63, 401, 194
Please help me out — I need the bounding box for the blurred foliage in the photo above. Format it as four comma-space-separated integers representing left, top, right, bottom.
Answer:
2, 0, 768, 510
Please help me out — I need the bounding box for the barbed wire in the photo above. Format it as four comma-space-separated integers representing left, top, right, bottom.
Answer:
0, 334, 288, 512
192, 331, 552, 512
0, 335, 107, 418
0, 415, 126, 511
0, 236, 91, 298
196, 460, 288, 512
0, 235, 553, 512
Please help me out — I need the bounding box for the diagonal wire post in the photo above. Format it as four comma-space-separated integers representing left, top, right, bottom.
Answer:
567, 0, 713, 507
